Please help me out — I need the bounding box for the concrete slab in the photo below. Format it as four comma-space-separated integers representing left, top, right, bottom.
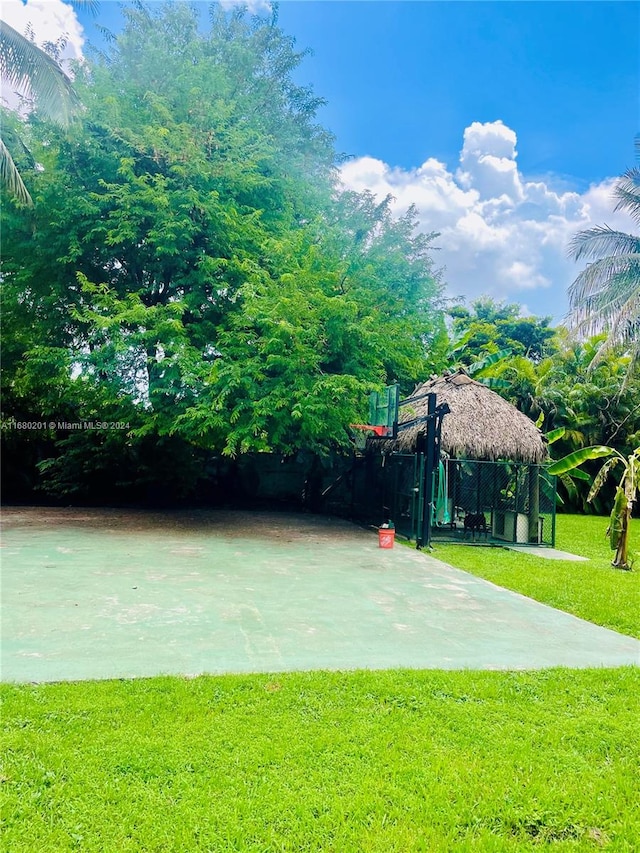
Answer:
504, 546, 589, 561
1, 508, 638, 682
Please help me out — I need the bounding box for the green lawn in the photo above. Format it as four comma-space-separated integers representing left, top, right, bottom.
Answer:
431, 514, 640, 638
2, 668, 639, 852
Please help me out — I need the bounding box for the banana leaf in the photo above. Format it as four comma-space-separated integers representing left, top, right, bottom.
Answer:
559, 473, 577, 503
571, 468, 591, 482
448, 329, 475, 359
587, 457, 623, 503
468, 348, 512, 376
545, 427, 565, 445
547, 446, 613, 476
478, 377, 511, 390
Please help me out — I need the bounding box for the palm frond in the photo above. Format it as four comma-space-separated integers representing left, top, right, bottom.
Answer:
568, 254, 640, 306
614, 166, 640, 225
570, 295, 639, 343
570, 299, 639, 346
602, 289, 640, 342
0, 21, 78, 125
568, 226, 640, 261
568, 277, 640, 357
0, 136, 32, 206
70, 0, 100, 15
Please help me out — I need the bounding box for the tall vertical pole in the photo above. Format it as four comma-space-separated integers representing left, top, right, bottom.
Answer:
419, 393, 436, 549
551, 473, 557, 547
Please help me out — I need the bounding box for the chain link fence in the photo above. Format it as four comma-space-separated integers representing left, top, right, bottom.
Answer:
431, 458, 556, 546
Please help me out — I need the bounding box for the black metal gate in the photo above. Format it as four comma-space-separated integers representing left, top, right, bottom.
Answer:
385, 453, 426, 541
321, 452, 429, 544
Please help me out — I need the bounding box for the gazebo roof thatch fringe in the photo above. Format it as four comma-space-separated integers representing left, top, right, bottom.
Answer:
376, 370, 548, 464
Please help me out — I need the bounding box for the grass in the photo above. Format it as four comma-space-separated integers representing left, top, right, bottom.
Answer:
2, 668, 640, 852
430, 514, 640, 638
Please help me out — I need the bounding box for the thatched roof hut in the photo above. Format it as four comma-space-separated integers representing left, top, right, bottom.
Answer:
377, 370, 548, 463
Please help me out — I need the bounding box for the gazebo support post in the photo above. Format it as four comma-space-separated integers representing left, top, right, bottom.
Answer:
528, 464, 540, 543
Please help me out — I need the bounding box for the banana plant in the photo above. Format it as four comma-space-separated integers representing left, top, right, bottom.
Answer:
461, 348, 513, 389
549, 446, 640, 570
536, 418, 590, 506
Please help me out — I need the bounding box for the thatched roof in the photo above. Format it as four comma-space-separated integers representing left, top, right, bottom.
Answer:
374, 370, 548, 463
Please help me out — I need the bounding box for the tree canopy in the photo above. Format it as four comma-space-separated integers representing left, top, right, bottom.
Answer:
448, 297, 557, 365
1, 2, 443, 498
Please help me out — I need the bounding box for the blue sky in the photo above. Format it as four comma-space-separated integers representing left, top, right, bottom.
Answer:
4, 1, 639, 320
275, 1, 638, 188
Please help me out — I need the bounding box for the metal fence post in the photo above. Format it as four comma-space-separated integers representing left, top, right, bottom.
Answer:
418, 393, 436, 548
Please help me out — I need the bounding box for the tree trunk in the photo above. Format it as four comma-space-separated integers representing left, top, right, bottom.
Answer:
611, 499, 632, 570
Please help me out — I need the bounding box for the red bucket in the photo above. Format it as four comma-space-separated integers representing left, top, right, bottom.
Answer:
378, 527, 395, 549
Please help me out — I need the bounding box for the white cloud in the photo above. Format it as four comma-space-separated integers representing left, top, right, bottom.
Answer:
0, 0, 84, 62
458, 120, 523, 202
340, 120, 636, 321
0, 0, 85, 110
218, 0, 273, 14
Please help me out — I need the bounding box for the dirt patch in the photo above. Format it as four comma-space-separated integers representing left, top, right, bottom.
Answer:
0, 506, 372, 544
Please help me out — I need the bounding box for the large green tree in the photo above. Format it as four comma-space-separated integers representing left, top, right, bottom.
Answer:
447, 297, 557, 365
1, 2, 442, 498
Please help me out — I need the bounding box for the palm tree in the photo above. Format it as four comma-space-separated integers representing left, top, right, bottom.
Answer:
567, 141, 640, 372
0, 2, 97, 205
